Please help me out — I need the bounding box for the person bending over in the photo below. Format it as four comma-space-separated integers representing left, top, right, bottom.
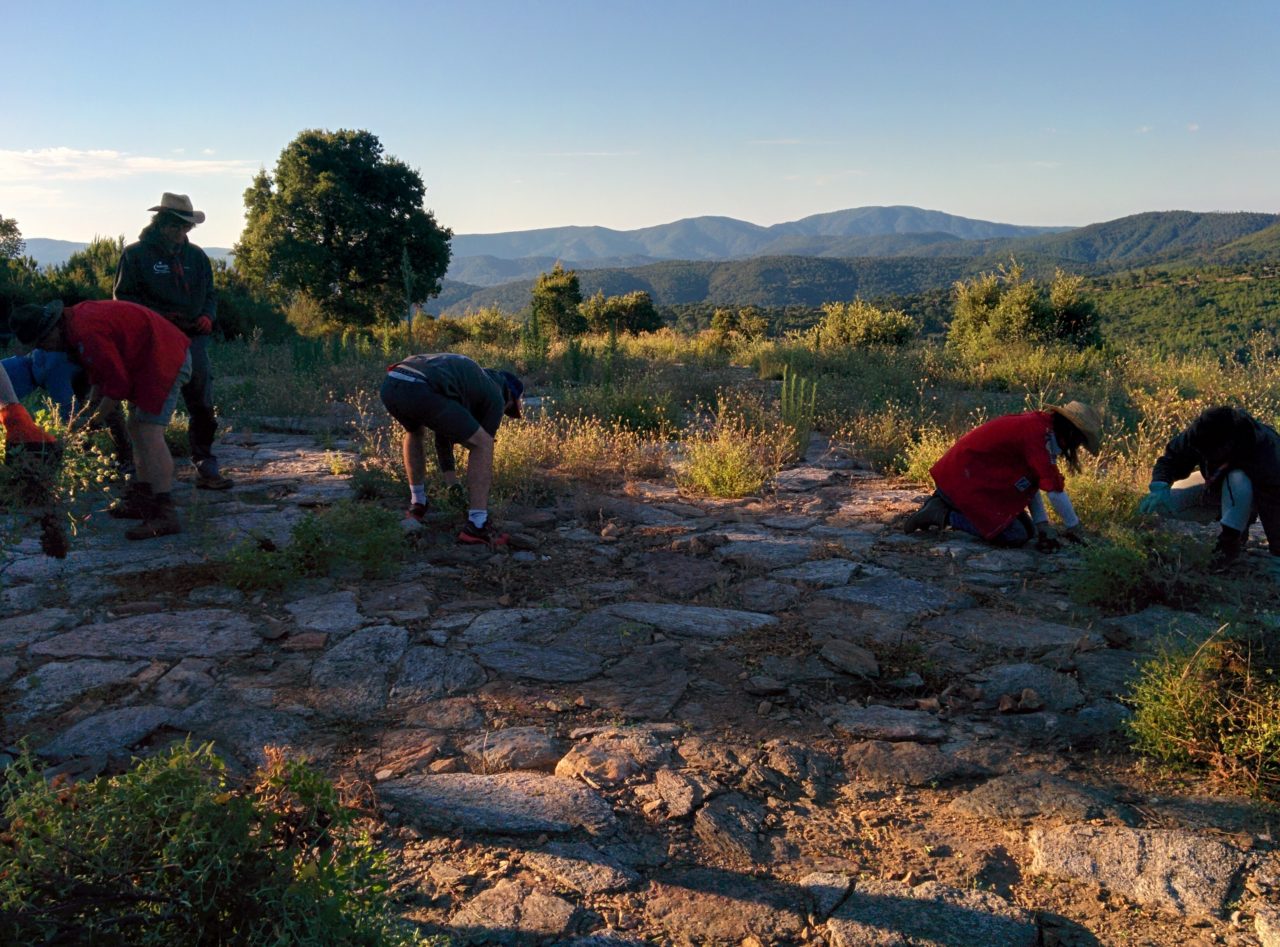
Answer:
903, 401, 1102, 551
379, 353, 523, 546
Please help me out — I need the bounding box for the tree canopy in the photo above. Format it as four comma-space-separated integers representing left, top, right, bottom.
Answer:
234, 129, 451, 327
0, 215, 25, 261
531, 263, 584, 338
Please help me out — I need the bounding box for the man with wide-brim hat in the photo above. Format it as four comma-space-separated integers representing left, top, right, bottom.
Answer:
114, 192, 231, 490
903, 400, 1102, 551
10, 298, 192, 541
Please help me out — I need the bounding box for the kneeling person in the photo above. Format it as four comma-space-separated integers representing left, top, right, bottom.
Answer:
380, 353, 523, 545
11, 299, 192, 540
1138, 406, 1280, 568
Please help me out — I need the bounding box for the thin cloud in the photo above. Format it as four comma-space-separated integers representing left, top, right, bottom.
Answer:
532, 150, 637, 158
1136, 125, 1153, 134
1187, 123, 1200, 133
750, 138, 804, 146
0, 147, 258, 181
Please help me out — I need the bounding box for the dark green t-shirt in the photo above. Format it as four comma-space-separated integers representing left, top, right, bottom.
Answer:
395, 353, 506, 472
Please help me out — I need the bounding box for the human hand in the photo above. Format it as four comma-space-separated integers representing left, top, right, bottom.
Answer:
194, 316, 213, 335
1035, 527, 1062, 554
1138, 482, 1175, 516
1, 403, 56, 447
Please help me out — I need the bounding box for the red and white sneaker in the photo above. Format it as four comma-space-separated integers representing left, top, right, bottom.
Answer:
406, 502, 429, 522
458, 520, 509, 546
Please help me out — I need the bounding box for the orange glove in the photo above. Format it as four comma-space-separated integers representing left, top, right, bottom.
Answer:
1, 404, 56, 447
194, 316, 213, 335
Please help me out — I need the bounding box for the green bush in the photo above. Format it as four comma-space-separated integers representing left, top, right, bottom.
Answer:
806, 300, 917, 350
1128, 633, 1280, 799
0, 742, 432, 945
1071, 528, 1213, 613
679, 415, 785, 498
779, 366, 817, 462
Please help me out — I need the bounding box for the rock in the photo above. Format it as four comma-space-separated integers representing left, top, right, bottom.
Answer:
579, 644, 689, 720
714, 535, 822, 569
952, 772, 1137, 824
1257, 903, 1280, 947
643, 869, 806, 943
30, 610, 259, 660
461, 607, 576, 645
309, 625, 408, 717
822, 575, 969, 614
693, 792, 765, 863
379, 772, 616, 836
760, 514, 818, 530
359, 582, 434, 623
828, 704, 947, 743
187, 585, 244, 607
1028, 825, 1250, 917
1073, 650, 1145, 699
9, 658, 150, 723
974, 663, 1083, 712
844, 741, 986, 787
450, 878, 578, 944
921, 608, 1101, 657
405, 697, 486, 731
284, 591, 365, 634
0, 657, 18, 686
743, 675, 787, 695
801, 871, 853, 920
742, 739, 832, 801
40, 705, 170, 759
648, 769, 711, 818
174, 696, 308, 766
637, 552, 727, 597
1103, 605, 1218, 650
392, 647, 487, 702
556, 728, 670, 787
820, 640, 880, 678
0, 608, 77, 649
523, 841, 639, 894
472, 641, 604, 683
1064, 699, 1134, 745
601, 603, 777, 640
774, 466, 838, 491
827, 879, 1038, 946
771, 558, 858, 587
733, 578, 802, 612
463, 727, 561, 773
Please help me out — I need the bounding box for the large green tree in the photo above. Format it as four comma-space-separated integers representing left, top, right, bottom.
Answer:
531, 262, 584, 338
234, 129, 451, 327
0, 215, 25, 260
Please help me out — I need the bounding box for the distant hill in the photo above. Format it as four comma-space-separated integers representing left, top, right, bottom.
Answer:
1209, 221, 1280, 265
448, 205, 1065, 272
22, 238, 232, 268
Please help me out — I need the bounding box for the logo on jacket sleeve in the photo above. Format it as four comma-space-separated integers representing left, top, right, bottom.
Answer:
1014, 476, 1032, 492
152, 261, 171, 275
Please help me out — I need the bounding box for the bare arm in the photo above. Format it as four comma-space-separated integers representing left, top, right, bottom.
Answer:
402, 428, 426, 485
0, 362, 18, 405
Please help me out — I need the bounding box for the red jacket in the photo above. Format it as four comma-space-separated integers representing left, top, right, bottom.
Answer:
930, 411, 1065, 539
65, 300, 190, 415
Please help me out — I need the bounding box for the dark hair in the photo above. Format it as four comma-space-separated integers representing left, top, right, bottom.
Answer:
1051, 412, 1085, 473
1189, 407, 1256, 463
151, 211, 191, 230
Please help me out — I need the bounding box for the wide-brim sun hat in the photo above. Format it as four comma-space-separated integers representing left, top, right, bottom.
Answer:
11, 300, 64, 346
1048, 400, 1102, 454
148, 192, 206, 225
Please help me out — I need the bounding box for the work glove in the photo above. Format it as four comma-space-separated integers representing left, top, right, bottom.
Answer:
1138, 482, 1175, 516
1035, 526, 1062, 554
194, 316, 213, 335
1, 403, 57, 448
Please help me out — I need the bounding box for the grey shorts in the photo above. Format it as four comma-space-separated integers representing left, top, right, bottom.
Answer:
131, 352, 194, 426
380, 374, 480, 443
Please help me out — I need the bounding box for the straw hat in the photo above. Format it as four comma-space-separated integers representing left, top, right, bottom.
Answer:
148, 193, 206, 225
1048, 401, 1102, 454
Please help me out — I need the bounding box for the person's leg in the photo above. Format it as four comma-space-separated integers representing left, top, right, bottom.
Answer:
1166, 471, 1217, 522
1211, 470, 1255, 567
184, 337, 229, 486
131, 420, 174, 494
1, 355, 36, 401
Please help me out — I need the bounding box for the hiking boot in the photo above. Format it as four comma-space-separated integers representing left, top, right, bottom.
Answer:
107, 482, 151, 520
458, 520, 510, 547
196, 467, 234, 491
903, 493, 950, 534
125, 495, 182, 541
1209, 526, 1243, 572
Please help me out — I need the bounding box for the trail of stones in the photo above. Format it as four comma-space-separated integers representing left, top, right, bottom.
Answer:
1, 431, 1276, 946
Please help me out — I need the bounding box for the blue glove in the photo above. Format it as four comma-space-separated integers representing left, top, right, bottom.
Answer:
1138, 482, 1175, 516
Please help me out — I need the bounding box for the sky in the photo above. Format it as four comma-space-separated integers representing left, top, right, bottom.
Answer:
4, 0, 1279, 248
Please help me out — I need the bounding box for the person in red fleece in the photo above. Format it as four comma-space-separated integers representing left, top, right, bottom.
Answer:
1, 360, 68, 557
0, 360, 56, 449
903, 401, 1102, 551
10, 299, 192, 540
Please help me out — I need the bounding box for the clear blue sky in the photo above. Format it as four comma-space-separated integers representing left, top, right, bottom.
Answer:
5, 0, 1278, 247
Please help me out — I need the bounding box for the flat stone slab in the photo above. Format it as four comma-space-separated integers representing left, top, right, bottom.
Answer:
643, 869, 806, 943
922, 608, 1099, 656
580, 644, 690, 720
309, 625, 408, 717
714, 536, 822, 569
774, 466, 838, 491
1073, 650, 1145, 699
827, 879, 1038, 946
601, 603, 776, 640
379, 772, 616, 836
40, 705, 171, 759
0, 608, 77, 649
463, 727, 561, 773
284, 591, 365, 634
9, 659, 150, 723
772, 558, 858, 587
30, 610, 260, 660
461, 608, 576, 645
450, 878, 578, 944
844, 741, 985, 787
523, 841, 639, 894
472, 641, 605, 683
822, 576, 967, 614
636, 552, 725, 597
1029, 825, 1250, 917
174, 696, 309, 766
392, 647, 487, 701
952, 772, 1137, 824
828, 705, 948, 743
974, 662, 1084, 711
1104, 605, 1219, 649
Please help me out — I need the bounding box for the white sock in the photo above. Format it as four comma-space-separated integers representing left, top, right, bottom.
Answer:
410, 483, 426, 505
468, 510, 488, 528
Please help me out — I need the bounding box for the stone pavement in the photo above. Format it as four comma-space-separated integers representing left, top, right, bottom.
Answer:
2, 432, 1276, 946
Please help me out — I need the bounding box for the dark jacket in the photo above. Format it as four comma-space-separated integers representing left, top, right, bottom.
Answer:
1152, 409, 1280, 552
113, 224, 216, 335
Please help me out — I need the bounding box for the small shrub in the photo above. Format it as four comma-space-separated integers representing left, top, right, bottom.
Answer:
806, 300, 917, 350
1071, 527, 1213, 613
679, 416, 786, 498
0, 742, 431, 945
779, 366, 817, 462
900, 425, 953, 485
1128, 633, 1280, 798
